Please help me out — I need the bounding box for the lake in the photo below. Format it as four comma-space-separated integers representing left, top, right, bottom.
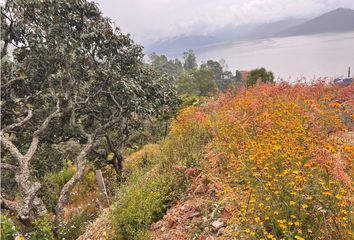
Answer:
196, 32, 354, 80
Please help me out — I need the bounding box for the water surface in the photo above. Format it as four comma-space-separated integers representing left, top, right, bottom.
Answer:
196, 32, 354, 80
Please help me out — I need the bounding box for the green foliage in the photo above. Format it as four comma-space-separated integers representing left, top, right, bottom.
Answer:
39, 161, 75, 210
177, 68, 217, 96
149, 53, 183, 78
58, 210, 97, 240
183, 49, 198, 70
179, 94, 204, 109
110, 129, 204, 240
111, 103, 211, 239
1, 0, 179, 230
1, 215, 18, 240
201, 59, 235, 90
30, 214, 55, 240
112, 168, 187, 240
246, 67, 275, 87
235, 70, 242, 82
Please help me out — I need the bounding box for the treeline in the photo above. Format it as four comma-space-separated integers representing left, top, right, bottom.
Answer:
149, 50, 241, 97
149, 50, 275, 99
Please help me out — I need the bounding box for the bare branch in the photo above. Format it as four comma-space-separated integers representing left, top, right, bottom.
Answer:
1, 110, 33, 134
55, 134, 94, 224
70, 102, 91, 139
0, 163, 19, 171
25, 100, 61, 159
1, 135, 25, 162
1, 198, 20, 212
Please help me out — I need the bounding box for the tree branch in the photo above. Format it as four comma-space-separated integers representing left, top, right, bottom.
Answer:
0, 163, 19, 171
25, 101, 61, 160
1, 198, 20, 212
1, 110, 33, 134
1, 135, 25, 163
54, 134, 94, 224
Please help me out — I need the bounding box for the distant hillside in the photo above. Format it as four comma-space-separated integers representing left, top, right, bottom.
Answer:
144, 24, 252, 56
144, 35, 219, 56
276, 8, 354, 36
145, 8, 354, 56
240, 18, 307, 39
144, 19, 306, 56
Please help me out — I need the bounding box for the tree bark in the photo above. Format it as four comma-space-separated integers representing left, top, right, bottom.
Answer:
54, 135, 94, 224
105, 135, 124, 173
0, 103, 60, 220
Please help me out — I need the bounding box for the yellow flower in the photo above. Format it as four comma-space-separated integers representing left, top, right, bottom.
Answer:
290, 201, 296, 206
335, 194, 342, 200
322, 191, 332, 196
301, 204, 308, 209
341, 209, 348, 214
267, 234, 274, 239
294, 235, 305, 240
15, 236, 26, 240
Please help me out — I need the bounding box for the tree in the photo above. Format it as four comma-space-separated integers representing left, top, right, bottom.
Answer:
246, 67, 275, 87
149, 53, 183, 78
201, 60, 236, 91
235, 70, 242, 83
1, 0, 178, 226
183, 49, 197, 70
177, 68, 217, 96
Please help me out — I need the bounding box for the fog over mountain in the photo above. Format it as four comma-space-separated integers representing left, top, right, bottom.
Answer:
145, 8, 354, 56
276, 8, 354, 36
95, 0, 354, 45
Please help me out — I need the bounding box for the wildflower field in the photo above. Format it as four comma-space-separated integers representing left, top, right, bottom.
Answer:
171, 82, 353, 239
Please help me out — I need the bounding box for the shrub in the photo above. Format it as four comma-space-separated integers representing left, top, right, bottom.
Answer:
208, 83, 352, 239
30, 214, 55, 240
112, 169, 186, 240
58, 210, 97, 240
1, 215, 18, 240
39, 161, 75, 210
111, 111, 210, 239
163, 82, 353, 239
39, 161, 98, 210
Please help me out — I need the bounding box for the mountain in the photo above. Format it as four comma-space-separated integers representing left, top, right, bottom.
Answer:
276, 8, 354, 36
145, 8, 354, 56
144, 35, 219, 56
144, 24, 253, 56
241, 18, 307, 39
144, 19, 305, 56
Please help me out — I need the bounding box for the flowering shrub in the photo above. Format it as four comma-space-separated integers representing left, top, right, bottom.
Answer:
172, 82, 353, 239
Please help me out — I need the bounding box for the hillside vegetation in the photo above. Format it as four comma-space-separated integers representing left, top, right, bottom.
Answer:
1, 1, 353, 239
77, 82, 353, 240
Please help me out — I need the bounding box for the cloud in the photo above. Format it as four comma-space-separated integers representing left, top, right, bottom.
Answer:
94, 0, 354, 44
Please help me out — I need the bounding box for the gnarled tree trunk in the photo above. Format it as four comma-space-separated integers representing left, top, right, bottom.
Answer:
1, 104, 60, 222
54, 135, 94, 224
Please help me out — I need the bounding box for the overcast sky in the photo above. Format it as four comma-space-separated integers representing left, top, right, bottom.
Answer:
94, 0, 354, 44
